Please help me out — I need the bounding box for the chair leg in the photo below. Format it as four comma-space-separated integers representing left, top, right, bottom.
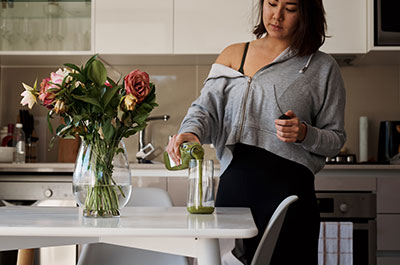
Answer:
16, 249, 35, 265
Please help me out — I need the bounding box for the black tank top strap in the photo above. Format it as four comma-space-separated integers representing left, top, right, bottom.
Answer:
238, 42, 250, 75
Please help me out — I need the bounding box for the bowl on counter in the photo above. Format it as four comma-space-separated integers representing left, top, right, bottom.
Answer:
0, 147, 15, 163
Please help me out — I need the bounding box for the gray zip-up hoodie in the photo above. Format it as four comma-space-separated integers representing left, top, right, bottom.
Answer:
179, 48, 346, 175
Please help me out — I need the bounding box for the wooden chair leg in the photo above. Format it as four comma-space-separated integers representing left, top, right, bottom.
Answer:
16, 249, 35, 265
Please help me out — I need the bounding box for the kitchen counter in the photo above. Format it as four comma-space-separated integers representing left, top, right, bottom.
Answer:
0, 162, 399, 203
1, 162, 400, 174
0, 163, 200, 177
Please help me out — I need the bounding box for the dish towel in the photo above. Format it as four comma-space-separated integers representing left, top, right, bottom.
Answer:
318, 222, 353, 265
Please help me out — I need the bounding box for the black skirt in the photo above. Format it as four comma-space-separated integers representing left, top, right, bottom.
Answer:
215, 143, 320, 265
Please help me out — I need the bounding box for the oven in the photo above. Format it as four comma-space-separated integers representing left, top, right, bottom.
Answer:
317, 192, 376, 265
0, 169, 75, 265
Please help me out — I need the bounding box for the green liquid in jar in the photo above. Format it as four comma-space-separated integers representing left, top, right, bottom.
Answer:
187, 159, 215, 214
187, 206, 215, 214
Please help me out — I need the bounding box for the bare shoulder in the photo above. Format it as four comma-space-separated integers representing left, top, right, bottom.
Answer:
215, 42, 248, 68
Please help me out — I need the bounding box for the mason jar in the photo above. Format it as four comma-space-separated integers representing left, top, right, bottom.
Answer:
187, 159, 215, 214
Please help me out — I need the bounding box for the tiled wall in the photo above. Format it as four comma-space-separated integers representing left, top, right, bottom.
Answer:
1, 56, 400, 163
0, 61, 219, 163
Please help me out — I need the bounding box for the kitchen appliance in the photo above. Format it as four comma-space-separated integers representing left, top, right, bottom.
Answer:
317, 192, 376, 265
326, 154, 357, 164
0, 166, 76, 265
377, 121, 400, 163
375, 0, 400, 45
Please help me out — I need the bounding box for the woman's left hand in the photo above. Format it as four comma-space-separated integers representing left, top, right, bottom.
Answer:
274, 110, 307, 143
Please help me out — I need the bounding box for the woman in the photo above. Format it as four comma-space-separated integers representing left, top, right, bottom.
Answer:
166, 0, 346, 264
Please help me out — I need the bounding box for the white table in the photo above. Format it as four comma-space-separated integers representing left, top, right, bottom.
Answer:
0, 206, 257, 265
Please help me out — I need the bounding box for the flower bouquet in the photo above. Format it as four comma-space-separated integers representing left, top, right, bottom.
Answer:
21, 55, 158, 217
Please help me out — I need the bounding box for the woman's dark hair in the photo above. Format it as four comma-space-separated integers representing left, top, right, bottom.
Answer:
253, 0, 327, 56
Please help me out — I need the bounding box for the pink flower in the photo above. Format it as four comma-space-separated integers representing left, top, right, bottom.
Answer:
124, 70, 150, 104
105, 80, 113, 88
39, 78, 56, 109
50, 68, 70, 87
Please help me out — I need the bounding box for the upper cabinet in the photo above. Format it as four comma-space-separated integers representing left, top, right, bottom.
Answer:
0, 0, 377, 56
175, 0, 368, 55
321, 0, 367, 54
174, 0, 256, 54
95, 0, 173, 54
0, 0, 92, 53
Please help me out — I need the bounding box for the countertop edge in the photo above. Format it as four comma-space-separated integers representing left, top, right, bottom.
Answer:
0, 163, 400, 173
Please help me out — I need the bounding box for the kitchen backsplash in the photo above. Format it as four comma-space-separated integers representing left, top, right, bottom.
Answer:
1, 57, 400, 163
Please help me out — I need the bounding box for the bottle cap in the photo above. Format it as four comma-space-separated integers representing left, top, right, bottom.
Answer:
16, 123, 23, 128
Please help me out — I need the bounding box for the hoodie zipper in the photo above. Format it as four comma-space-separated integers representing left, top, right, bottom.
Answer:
238, 77, 252, 141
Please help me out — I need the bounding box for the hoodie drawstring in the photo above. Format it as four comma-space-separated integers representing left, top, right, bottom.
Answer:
299, 53, 314, 74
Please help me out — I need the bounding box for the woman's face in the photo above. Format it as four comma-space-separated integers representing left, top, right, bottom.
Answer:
263, 0, 300, 42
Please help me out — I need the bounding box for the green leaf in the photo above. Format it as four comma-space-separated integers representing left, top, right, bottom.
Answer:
48, 136, 56, 149
124, 123, 146, 137
73, 117, 82, 126
140, 103, 153, 111
102, 119, 115, 142
88, 60, 107, 87
83, 54, 98, 73
56, 124, 72, 136
106, 77, 117, 87
70, 73, 86, 83
71, 94, 102, 109
47, 112, 54, 135
92, 105, 103, 114
64, 115, 72, 125
143, 83, 156, 103
115, 147, 124, 155
102, 85, 119, 108
123, 129, 139, 138
63, 63, 80, 73
61, 135, 77, 140
132, 113, 147, 124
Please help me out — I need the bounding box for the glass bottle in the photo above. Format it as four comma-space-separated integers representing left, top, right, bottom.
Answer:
12, 123, 26, 163
163, 142, 204, 170
1, 123, 14, 146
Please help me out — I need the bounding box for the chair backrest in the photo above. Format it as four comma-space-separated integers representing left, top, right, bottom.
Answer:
127, 187, 173, 207
250, 195, 298, 265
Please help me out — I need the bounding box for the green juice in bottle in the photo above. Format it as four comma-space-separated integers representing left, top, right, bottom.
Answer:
163, 143, 214, 214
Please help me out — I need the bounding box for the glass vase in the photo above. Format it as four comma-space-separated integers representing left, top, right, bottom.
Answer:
73, 140, 132, 218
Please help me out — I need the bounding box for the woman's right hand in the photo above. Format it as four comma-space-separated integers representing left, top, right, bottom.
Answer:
166, 133, 200, 165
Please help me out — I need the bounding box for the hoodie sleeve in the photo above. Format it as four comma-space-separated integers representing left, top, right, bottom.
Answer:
296, 61, 346, 157
178, 80, 225, 145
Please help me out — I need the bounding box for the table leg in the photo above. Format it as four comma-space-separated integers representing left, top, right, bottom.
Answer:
197, 238, 221, 265
17, 249, 35, 265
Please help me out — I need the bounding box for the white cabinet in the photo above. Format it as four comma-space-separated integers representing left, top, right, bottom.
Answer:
321, 0, 367, 54
174, 0, 255, 54
95, 0, 173, 54
0, 1, 92, 53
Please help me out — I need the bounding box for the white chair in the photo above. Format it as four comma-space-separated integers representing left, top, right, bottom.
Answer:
222, 195, 298, 265
77, 187, 189, 265
251, 195, 298, 265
